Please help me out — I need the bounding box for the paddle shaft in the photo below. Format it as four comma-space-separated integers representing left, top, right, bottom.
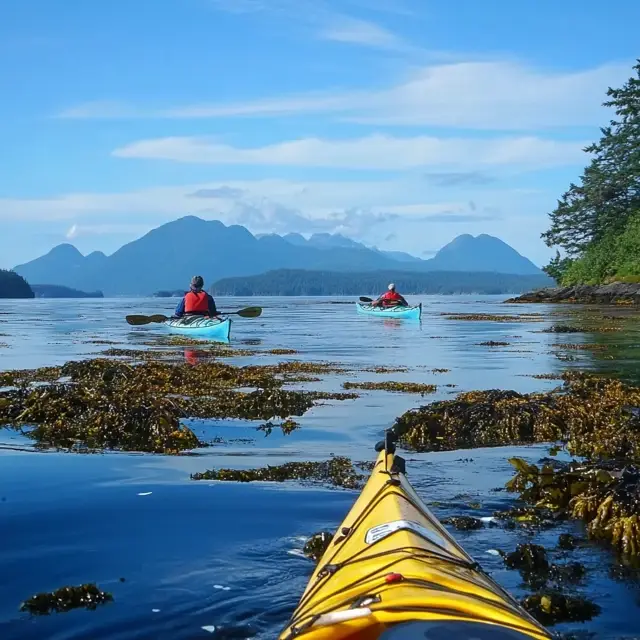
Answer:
126, 306, 262, 326
359, 296, 405, 307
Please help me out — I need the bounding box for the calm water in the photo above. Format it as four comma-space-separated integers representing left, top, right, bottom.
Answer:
1, 296, 639, 639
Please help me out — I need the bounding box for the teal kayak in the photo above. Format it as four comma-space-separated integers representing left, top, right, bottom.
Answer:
356, 302, 422, 320
163, 315, 231, 340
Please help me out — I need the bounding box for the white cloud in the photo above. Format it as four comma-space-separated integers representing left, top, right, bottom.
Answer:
112, 132, 587, 170
0, 178, 558, 264
57, 100, 141, 119
0, 178, 541, 223
208, 0, 414, 52
320, 18, 410, 50
57, 60, 630, 129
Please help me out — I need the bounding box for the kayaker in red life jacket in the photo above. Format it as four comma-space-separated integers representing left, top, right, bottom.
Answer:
372, 283, 408, 308
174, 276, 219, 318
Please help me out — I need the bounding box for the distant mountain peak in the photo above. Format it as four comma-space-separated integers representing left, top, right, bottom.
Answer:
13, 218, 542, 294
49, 243, 84, 258
432, 234, 540, 274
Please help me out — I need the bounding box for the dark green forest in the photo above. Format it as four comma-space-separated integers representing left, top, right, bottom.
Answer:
31, 285, 104, 298
211, 269, 553, 296
543, 60, 640, 284
0, 270, 34, 299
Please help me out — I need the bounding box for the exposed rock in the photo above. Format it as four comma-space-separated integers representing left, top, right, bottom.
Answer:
505, 283, 640, 305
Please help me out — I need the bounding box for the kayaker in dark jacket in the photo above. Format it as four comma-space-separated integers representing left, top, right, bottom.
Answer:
372, 283, 408, 308
174, 276, 219, 318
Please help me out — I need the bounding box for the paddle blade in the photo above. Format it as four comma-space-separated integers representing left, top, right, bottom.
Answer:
126, 315, 151, 325
235, 306, 262, 318
125, 314, 168, 326
359, 296, 374, 303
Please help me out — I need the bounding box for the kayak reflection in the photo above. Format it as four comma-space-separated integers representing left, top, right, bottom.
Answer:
184, 349, 201, 365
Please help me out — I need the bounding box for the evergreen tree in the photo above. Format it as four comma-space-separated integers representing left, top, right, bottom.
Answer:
542, 61, 640, 273
0, 269, 35, 298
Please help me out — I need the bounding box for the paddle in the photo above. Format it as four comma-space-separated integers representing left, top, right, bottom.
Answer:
359, 296, 374, 303
125, 306, 262, 326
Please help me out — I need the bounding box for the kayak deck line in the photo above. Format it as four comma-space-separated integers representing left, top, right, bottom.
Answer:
278, 434, 551, 640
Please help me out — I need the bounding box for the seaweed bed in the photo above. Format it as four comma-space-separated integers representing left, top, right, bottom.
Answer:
342, 380, 437, 394
442, 313, 545, 323
191, 456, 365, 488
0, 358, 358, 453
7, 313, 640, 629
393, 373, 640, 560
20, 584, 113, 615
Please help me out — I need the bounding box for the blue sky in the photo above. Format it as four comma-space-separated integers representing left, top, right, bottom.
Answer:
2, 0, 639, 268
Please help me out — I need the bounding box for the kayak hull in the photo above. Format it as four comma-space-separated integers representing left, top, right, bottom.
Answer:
163, 315, 231, 341
356, 303, 422, 320
278, 446, 550, 640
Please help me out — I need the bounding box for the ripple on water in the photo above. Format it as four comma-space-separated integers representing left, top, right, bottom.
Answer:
1, 296, 640, 639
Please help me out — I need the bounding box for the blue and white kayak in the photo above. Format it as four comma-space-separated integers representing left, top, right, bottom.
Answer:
163, 315, 231, 341
356, 302, 422, 320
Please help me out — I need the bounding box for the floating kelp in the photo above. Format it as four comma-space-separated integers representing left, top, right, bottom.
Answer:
362, 365, 410, 373
529, 371, 590, 381
502, 543, 586, 590
443, 314, 544, 323
303, 531, 334, 562
552, 343, 608, 351
0, 365, 63, 388
504, 543, 549, 579
190, 456, 365, 489
477, 341, 510, 346
20, 583, 113, 615
0, 358, 357, 453
556, 354, 578, 362
493, 506, 561, 530
256, 419, 300, 437
542, 325, 621, 334
392, 389, 560, 452
506, 457, 640, 557
268, 348, 298, 355
355, 460, 377, 472
521, 591, 600, 625
141, 337, 257, 357
342, 381, 437, 394
441, 515, 483, 530
393, 374, 640, 459
558, 533, 579, 550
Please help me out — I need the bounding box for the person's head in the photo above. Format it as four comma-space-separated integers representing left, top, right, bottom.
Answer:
388, 283, 396, 291
190, 275, 204, 291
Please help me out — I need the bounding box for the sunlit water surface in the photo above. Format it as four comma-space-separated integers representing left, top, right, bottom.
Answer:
1, 296, 639, 639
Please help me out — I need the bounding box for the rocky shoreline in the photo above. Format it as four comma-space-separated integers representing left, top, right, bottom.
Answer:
505, 282, 640, 305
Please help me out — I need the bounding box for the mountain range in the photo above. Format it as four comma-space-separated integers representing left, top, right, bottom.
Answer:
13, 216, 544, 296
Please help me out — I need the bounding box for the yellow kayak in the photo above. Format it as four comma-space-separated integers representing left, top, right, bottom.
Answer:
279, 436, 551, 640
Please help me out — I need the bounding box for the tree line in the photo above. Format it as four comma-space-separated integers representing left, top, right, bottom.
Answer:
0, 270, 34, 299
210, 269, 553, 296
543, 61, 640, 284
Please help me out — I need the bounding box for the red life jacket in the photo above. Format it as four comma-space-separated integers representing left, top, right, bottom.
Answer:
184, 291, 209, 314
380, 290, 403, 305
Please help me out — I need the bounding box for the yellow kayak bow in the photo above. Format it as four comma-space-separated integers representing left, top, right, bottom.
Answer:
279, 434, 551, 640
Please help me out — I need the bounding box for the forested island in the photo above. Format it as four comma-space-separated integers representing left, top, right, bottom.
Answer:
0, 270, 34, 298
514, 61, 640, 304
31, 285, 104, 298
211, 269, 553, 297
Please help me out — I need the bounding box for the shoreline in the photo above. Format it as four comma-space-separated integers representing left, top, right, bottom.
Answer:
505, 282, 640, 305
